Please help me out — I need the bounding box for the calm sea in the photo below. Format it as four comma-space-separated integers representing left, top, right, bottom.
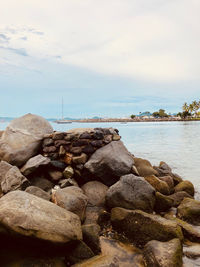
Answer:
1, 121, 200, 197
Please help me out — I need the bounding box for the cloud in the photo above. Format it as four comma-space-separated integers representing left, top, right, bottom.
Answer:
0, 33, 10, 43
0, 46, 28, 56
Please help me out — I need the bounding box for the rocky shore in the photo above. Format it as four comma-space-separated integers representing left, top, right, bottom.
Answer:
0, 113, 199, 266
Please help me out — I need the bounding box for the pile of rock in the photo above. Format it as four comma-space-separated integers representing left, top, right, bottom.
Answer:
0, 114, 199, 266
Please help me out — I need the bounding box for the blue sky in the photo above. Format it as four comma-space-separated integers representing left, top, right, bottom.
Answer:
0, 0, 200, 118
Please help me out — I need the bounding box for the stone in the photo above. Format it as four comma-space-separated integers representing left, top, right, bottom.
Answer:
82, 224, 101, 254
52, 132, 65, 140
168, 191, 193, 207
158, 175, 174, 193
134, 157, 158, 177
43, 146, 57, 153
153, 166, 171, 177
82, 181, 108, 207
111, 207, 183, 246
106, 174, 155, 212
9, 258, 66, 267
73, 139, 89, 147
112, 134, 121, 141
48, 170, 63, 181
145, 175, 170, 195
177, 198, 200, 225
59, 178, 78, 188
73, 153, 88, 165
63, 166, 74, 179
67, 128, 94, 135
50, 160, 67, 170
143, 238, 182, 267
21, 154, 50, 176
154, 192, 174, 213
174, 180, 195, 197
1, 166, 30, 193
93, 130, 104, 140
104, 135, 113, 144
79, 132, 92, 139
172, 173, 183, 185
54, 140, 69, 147
84, 141, 134, 186
59, 145, 66, 156
82, 144, 95, 154
0, 114, 53, 166
183, 244, 200, 258
159, 161, 172, 172
84, 206, 104, 225
52, 186, 88, 221
70, 147, 82, 155
0, 160, 12, 183
25, 186, 50, 201
64, 153, 73, 165
0, 190, 82, 243
90, 140, 103, 147
30, 176, 54, 192
42, 138, 54, 147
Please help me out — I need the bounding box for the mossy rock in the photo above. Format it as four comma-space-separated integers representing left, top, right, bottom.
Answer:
168, 191, 193, 207
174, 181, 194, 197
177, 198, 200, 226
145, 175, 170, 195
134, 157, 158, 177
154, 192, 174, 213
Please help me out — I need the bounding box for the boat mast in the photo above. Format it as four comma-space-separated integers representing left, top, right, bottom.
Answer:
62, 97, 63, 120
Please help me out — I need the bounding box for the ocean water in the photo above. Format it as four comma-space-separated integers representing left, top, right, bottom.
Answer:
1, 120, 200, 196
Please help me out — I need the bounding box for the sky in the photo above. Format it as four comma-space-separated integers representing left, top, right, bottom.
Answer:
0, 0, 200, 118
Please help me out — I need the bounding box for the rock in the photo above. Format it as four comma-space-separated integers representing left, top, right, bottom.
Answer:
174, 181, 195, 196
159, 161, 172, 172
84, 206, 104, 225
30, 176, 54, 192
154, 192, 174, 213
63, 166, 74, 179
111, 207, 183, 246
70, 147, 82, 155
82, 144, 95, 154
59, 145, 66, 156
48, 170, 63, 181
134, 157, 158, 177
0, 114, 53, 166
79, 132, 92, 139
21, 154, 50, 176
104, 135, 113, 144
145, 175, 170, 195
171, 173, 183, 185
52, 132, 65, 140
50, 160, 67, 170
168, 191, 193, 207
158, 175, 174, 193
112, 134, 121, 141
143, 238, 182, 267
0, 190, 82, 243
106, 174, 155, 212
73, 139, 89, 147
59, 178, 78, 188
43, 146, 57, 153
84, 141, 134, 186
1, 166, 30, 193
93, 130, 104, 140
65, 241, 94, 265
82, 181, 108, 207
43, 137, 54, 147
0, 160, 12, 183
54, 140, 69, 147
73, 153, 88, 165
52, 186, 88, 221
177, 198, 200, 225
90, 140, 103, 147
25, 186, 50, 201
183, 243, 200, 258
64, 153, 73, 165
82, 224, 101, 254
9, 257, 66, 267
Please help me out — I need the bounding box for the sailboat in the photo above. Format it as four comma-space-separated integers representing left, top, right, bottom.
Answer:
54, 97, 72, 124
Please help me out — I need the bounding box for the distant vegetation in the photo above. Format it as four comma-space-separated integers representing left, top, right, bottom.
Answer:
177, 100, 200, 119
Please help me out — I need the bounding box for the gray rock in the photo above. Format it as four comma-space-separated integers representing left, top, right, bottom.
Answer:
52, 186, 88, 221
84, 141, 134, 186
106, 174, 155, 212
0, 160, 12, 183
111, 207, 183, 246
30, 176, 54, 192
168, 191, 193, 207
1, 166, 30, 193
0, 114, 53, 166
21, 154, 50, 176
144, 238, 182, 267
25, 186, 50, 201
82, 224, 101, 254
82, 181, 108, 207
0, 190, 82, 243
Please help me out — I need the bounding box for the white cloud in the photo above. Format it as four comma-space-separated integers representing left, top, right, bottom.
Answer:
0, 0, 200, 83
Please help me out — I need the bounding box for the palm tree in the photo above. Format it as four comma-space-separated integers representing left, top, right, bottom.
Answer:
182, 102, 189, 112
192, 101, 199, 117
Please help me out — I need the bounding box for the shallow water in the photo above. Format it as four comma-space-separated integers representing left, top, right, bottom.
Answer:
1, 120, 200, 196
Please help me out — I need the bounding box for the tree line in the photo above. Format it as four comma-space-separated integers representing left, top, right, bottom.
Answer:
177, 100, 200, 119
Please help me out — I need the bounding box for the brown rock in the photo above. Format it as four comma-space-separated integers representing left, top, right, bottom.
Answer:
70, 147, 82, 155
168, 191, 193, 207
25, 186, 50, 201
73, 153, 88, 165
64, 153, 73, 165
177, 198, 200, 225
52, 132, 65, 140
0, 160, 12, 183
159, 175, 174, 193
145, 175, 170, 195
43, 146, 57, 153
48, 170, 63, 181
134, 157, 158, 177
174, 181, 195, 196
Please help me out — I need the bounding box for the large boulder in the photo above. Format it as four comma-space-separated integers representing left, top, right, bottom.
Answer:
84, 141, 134, 186
0, 191, 82, 243
21, 154, 50, 176
0, 160, 12, 183
0, 114, 53, 166
143, 239, 182, 267
177, 198, 200, 225
106, 174, 155, 212
111, 207, 183, 246
52, 186, 88, 222
25, 186, 50, 201
134, 157, 158, 177
82, 181, 108, 207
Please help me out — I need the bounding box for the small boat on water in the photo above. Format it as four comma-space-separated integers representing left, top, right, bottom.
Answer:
54, 120, 72, 124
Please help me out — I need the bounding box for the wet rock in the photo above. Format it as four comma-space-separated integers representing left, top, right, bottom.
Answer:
144, 238, 182, 267
177, 198, 200, 225
1, 166, 30, 193
82, 224, 101, 254
134, 157, 158, 177
145, 175, 170, 195
111, 207, 183, 246
0, 190, 82, 243
106, 174, 155, 212
73, 153, 88, 165
168, 191, 193, 207
84, 141, 134, 186
21, 154, 50, 176
174, 181, 195, 197
25, 186, 50, 201
63, 166, 74, 179
82, 181, 108, 207
154, 192, 174, 213
0, 160, 12, 183
0, 114, 53, 166
52, 186, 88, 221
